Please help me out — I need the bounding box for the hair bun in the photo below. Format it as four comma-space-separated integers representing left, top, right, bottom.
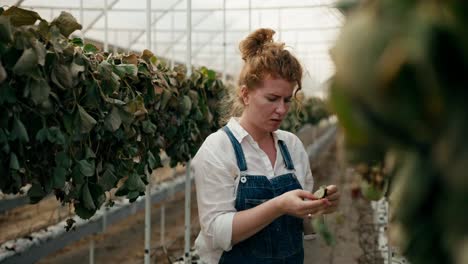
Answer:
239, 28, 275, 61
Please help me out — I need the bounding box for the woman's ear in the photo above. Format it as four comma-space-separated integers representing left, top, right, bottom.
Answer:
240, 85, 249, 106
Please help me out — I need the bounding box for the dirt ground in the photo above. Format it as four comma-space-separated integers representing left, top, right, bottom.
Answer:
1, 124, 382, 264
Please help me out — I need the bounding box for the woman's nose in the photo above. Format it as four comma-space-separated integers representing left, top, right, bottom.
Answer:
275, 101, 287, 114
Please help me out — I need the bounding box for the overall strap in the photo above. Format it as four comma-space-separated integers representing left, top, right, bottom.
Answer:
222, 126, 248, 173
278, 140, 295, 170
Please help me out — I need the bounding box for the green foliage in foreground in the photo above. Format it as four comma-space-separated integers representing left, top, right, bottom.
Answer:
330, 1, 468, 263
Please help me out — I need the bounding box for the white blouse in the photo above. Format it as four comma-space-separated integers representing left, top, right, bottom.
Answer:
192, 117, 314, 264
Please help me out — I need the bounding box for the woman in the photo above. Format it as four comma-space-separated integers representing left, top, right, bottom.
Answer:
192, 28, 340, 264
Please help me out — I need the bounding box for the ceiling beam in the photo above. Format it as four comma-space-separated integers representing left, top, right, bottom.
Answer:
19, 4, 333, 12
83, 0, 120, 34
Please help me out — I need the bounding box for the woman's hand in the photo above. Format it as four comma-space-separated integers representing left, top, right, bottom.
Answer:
274, 189, 329, 218
322, 185, 340, 214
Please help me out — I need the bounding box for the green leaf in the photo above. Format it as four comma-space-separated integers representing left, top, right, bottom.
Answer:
88, 182, 106, 209
9, 152, 19, 170
78, 105, 97, 133
28, 183, 46, 204
104, 106, 122, 132
48, 127, 65, 145
12, 48, 38, 76
70, 37, 84, 47
77, 159, 95, 177
0, 16, 13, 44
84, 147, 96, 159
0, 83, 16, 104
114, 64, 138, 78
55, 151, 71, 169
29, 78, 51, 105
71, 164, 84, 184
35, 127, 49, 143
147, 150, 159, 170
100, 166, 118, 191
81, 182, 96, 211
51, 11, 82, 38
11, 117, 29, 143
127, 190, 140, 202
125, 173, 146, 192
2, 6, 41, 26
83, 43, 98, 53
142, 120, 156, 134
82, 82, 101, 108
53, 167, 67, 189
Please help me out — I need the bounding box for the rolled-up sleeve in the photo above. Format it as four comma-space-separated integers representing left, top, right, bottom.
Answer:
192, 141, 238, 251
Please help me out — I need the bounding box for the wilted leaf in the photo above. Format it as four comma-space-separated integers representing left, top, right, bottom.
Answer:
77, 159, 95, 177
77, 105, 97, 133
35, 127, 49, 143
81, 183, 96, 210
123, 54, 138, 65
2, 6, 41, 26
124, 96, 147, 117
100, 166, 118, 191
12, 48, 38, 76
48, 127, 65, 145
51, 63, 73, 90
126, 173, 146, 192
142, 120, 156, 134
104, 106, 122, 132
53, 167, 67, 188
55, 151, 71, 169
51, 11, 82, 38
28, 183, 46, 204
9, 152, 19, 170
29, 78, 51, 105
11, 117, 29, 143
141, 49, 154, 62
0, 16, 13, 44
84, 147, 96, 159
83, 43, 98, 53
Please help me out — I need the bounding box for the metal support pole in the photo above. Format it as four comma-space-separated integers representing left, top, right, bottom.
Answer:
127, 32, 132, 53
222, 0, 226, 82
186, 0, 192, 76
160, 205, 166, 246
184, 159, 192, 263
248, 0, 252, 32
80, 0, 85, 40
144, 1, 152, 263
171, 10, 175, 69
278, 9, 282, 41
104, 0, 109, 51
89, 239, 95, 264
113, 31, 118, 53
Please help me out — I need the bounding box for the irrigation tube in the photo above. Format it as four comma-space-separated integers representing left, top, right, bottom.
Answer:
0, 175, 191, 264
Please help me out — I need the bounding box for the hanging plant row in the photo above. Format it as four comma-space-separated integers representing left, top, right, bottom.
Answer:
0, 6, 227, 219
280, 95, 330, 133
330, 1, 468, 264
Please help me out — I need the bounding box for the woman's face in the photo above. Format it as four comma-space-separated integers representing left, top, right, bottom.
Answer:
242, 77, 295, 133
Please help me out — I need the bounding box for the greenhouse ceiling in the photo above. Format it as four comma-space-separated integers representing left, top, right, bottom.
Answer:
2, 0, 343, 96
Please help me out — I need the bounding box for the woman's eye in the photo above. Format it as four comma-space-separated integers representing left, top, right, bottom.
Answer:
267, 97, 277, 102
285, 98, 292, 103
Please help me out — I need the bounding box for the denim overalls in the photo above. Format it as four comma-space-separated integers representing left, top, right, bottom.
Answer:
219, 126, 304, 264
